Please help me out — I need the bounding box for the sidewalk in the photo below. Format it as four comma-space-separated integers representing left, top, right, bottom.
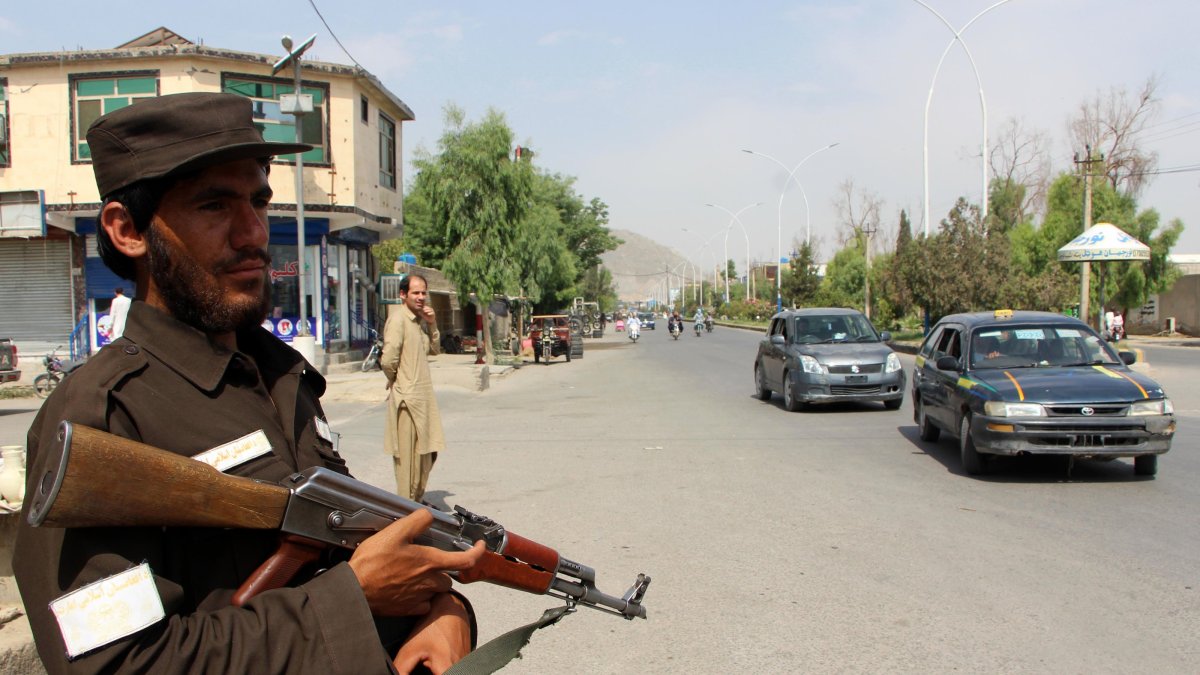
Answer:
323, 351, 517, 401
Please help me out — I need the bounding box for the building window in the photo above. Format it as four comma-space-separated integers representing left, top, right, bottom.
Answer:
71, 73, 159, 161
379, 113, 396, 190
223, 75, 329, 164
0, 79, 8, 167
360, 94, 369, 124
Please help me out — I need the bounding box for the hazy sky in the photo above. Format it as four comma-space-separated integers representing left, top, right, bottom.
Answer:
3, 1, 1198, 270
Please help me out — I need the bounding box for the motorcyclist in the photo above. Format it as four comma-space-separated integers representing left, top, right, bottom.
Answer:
668, 311, 683, 335
627, 313, 642, 340
693, 308, 705, 335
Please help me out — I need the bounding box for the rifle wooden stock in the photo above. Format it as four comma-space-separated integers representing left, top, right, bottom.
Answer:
27, 422, 288, 530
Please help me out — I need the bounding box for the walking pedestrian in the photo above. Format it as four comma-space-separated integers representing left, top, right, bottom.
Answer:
109, 286, 131, 340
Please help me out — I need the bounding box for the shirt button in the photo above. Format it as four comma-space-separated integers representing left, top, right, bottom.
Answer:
124, 345, 140, 355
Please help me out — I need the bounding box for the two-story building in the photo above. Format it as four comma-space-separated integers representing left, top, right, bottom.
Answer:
0, 27, 409, 359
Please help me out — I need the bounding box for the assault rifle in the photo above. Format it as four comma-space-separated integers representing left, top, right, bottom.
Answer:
26, 422, 649, 620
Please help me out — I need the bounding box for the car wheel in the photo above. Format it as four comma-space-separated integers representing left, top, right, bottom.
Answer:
959, 414, 988, 475
917, 399, 940, 442
1134, 454, 1157, 477
782, 371, 803, 412
884, 398, 903, 411
754, 364, 771, 401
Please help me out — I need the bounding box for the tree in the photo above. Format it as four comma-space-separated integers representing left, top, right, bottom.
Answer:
1068, 76, 1161, 197
988, 117, 1051, 232
399, 105, 619, 311
781, 239, 820, 308
578, 265, 619, 313
879, 210, 915, 320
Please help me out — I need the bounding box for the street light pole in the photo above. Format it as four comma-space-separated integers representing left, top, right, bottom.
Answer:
742, 143, 838, 312
705, 202, 760, 303
913, 0, 1011, 236
272, 34, 317, 360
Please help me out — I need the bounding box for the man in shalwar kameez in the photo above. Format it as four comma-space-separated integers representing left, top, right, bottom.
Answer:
381, 274, 445, 501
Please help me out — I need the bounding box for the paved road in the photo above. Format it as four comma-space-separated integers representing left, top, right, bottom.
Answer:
2, 327, 1196, 673
322, 326, 1198, 673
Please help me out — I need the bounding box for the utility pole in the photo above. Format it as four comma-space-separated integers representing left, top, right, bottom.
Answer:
861, 223, 877, 319
1074, 145, 1104, 328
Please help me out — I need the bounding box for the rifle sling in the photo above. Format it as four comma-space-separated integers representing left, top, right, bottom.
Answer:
445, 605, 573, 675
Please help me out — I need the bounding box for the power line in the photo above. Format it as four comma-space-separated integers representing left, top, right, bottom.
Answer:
307, 0, 364, 70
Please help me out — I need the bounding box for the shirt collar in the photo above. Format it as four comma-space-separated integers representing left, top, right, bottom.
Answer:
123, 301, 321, 394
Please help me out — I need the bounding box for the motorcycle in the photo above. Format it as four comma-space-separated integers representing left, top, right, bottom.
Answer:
705, 316, 714, 333
694, 321, 703, 337
34, 346, 82, 398
669, 320, 681, 340
361, 328, 383, 372
628, 322, 640, 342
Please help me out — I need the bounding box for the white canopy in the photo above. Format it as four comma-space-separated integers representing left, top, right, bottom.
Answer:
1057, 223, 1150, 262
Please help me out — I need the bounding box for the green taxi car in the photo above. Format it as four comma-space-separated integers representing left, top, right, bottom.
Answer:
911, 310, 1175, 476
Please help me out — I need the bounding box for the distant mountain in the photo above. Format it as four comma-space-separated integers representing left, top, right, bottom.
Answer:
600, 229, 692, 302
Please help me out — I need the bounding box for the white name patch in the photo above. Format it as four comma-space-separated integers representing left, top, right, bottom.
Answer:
314, 417, 334, 443
51, 563, 165, 659
192, 430, 273, 472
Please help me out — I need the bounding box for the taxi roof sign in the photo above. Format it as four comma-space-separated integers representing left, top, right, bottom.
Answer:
994, 309, 1014, 320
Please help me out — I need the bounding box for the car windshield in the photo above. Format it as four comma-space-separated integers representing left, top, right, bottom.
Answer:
792, 314, 879, 344
969, 324, 1121, 369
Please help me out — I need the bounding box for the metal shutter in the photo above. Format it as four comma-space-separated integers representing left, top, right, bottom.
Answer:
0, 239, 74, 341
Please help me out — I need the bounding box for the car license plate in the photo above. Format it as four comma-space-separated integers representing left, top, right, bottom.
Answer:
846, 375, 868, 384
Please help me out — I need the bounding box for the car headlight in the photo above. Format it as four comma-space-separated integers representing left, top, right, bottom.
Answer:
799, 354, 825, 375
885, 352, 902, 373
1129, 399, 1173, 416
983, 401, 1045, 417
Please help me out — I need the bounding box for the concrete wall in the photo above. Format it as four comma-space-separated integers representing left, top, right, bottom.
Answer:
1, 47, 408, 233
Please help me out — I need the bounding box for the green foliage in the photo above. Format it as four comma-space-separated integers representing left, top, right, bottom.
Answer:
394, 105, 620, 309
372, 238, 409, 271
781, 240, 821, 308
578, 265, 619, 313
814, 243, 866, 309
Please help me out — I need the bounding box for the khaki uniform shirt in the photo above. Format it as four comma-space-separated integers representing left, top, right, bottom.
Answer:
381, 304, 445, 456
15, 302, 394, 674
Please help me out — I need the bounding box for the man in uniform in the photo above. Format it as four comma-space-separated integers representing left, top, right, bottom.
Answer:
381, 274, 444, 501
14, 93, 483, 674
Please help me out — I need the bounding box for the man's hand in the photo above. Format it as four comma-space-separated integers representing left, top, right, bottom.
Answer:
349, 509, 485, 616
393, 592, 473, 675
420, 305, 436, 325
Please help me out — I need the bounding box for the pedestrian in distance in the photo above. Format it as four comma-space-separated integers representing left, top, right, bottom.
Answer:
14, 92, 483, 675
381, 273, 445, 503
108, 285, 132, 340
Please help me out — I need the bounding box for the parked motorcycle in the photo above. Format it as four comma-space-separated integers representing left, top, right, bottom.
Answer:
34, 346, 82, 398
361, 329, 383, 372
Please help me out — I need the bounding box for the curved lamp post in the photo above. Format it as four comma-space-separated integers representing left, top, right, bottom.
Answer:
742, 143, 838, 312
913, 0, 1012, 236
705, 202, 759, 303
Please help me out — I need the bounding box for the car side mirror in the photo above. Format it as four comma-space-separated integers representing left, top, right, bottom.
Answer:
879, 331, 892, 342
935, 355, 961, 371
1119, 350, 1137, 365
770, 334, 786, 346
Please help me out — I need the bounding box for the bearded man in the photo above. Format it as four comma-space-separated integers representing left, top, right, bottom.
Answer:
15, 93, 482, 675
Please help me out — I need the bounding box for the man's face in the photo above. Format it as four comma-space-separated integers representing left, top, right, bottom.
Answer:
145, 158, 274, 334
402, 277, 429, 315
